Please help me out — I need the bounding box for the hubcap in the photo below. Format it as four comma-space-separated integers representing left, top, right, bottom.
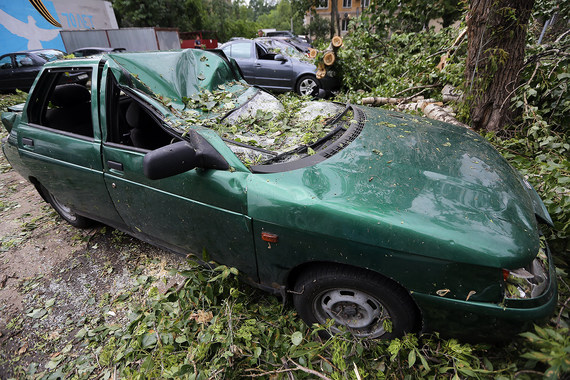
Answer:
314, 288, 389, 338
299, 78, 317, 96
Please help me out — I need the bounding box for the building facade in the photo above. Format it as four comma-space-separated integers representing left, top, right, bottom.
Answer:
0, 0, 118, 55
304, 0, 369, 36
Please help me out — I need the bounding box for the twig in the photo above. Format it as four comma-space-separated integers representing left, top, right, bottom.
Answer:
353, 362, 362, 380
501, 60, 540, 111
555, 28, 570, 43
318, 354, 339, 372
392, 83, 439, 98
244, 368, 298, 378
281, 357, 295, 380
289, 358, 333, 380
555, 296, 570, 328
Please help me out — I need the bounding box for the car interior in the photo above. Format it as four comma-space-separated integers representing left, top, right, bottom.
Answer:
105, 74, 179, 151
25, 68, 94, 138
45, 83, 93, 137
255, 43, 280, 60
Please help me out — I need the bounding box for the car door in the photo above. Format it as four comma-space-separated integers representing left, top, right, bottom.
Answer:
221, 41, 256, 84
0, 54, 15, 90
14, 65, 125, 226
13, 54, 42, 91
99, 69, 258, 278
253, 43, 295, 90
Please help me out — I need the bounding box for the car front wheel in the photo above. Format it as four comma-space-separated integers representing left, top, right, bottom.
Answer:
292, 265, 419, 339
296, 75, 320, 96
42, 186, 94, 228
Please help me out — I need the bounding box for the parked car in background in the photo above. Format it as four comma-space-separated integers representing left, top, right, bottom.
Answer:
71, 47, 126, 58
0, 49, 557, 341
0, 49, 65, 92
220, 39, 338, 96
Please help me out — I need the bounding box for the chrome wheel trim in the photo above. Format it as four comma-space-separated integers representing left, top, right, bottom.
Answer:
299, 78, 317, 96
313, 288, 389, 338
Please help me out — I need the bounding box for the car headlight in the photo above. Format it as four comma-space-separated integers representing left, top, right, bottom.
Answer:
502, 245, 549, 299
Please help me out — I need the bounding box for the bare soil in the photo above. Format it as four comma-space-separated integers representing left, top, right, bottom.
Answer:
0, 154, 187, 378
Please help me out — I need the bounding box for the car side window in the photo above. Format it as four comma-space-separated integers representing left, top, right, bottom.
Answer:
0, 55, 13, 69
105, 73, 178, 150
15, 54, 34, 67
255, 43, 275, 60
228, 43, 252, 59
27, 68, 94, 138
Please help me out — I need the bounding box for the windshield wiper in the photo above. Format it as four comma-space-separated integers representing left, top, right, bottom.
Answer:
307, 102, 351, 149
222, 138, 278, 156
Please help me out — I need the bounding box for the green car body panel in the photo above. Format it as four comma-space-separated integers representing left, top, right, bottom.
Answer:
1, 50, 557, 340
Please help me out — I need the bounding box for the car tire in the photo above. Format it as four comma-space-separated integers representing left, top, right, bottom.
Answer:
295, 75, 320, 96
292, 264, 419, 339
42, 186, 94, 228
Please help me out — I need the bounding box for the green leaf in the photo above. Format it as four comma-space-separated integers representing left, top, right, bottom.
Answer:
26, 308, 47, 319
408, 349, 416, 367
291, 331, 303, 346
141, 332, 157, 348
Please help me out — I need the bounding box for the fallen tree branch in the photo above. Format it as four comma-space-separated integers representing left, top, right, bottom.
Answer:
392, 83, 440, 97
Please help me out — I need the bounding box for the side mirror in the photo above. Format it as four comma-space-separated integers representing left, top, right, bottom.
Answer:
274, 54, 286, 61
143, 141, 198, 180
143, 131, 229, 180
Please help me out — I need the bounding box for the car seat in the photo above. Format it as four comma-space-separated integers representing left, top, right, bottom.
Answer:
125, 102, 170, 150
45, 84, 93, 137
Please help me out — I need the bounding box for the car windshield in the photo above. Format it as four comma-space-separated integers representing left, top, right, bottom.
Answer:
106, 50, 358, 169
255, 38, 307, 60
36, 50, 64, 62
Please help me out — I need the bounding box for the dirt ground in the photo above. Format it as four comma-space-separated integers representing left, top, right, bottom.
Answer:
0, 152, 188, 378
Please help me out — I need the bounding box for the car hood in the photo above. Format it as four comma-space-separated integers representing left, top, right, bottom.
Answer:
247, 107, 549, 269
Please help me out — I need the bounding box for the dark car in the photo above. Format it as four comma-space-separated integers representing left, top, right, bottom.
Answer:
220, 39, 338, 96
0, 49, 65, 92
71, 47, 126, 58
1, 50, 557, 341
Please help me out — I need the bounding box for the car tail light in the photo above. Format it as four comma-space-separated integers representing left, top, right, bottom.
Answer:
503, 246, 549, 299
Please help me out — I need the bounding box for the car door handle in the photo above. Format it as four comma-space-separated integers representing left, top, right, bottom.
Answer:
255, 63, 262, 67
107, 160, 124, 171
22, 137, 34, 147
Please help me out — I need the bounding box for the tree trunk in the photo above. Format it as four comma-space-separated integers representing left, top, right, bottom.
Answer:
330, 0, 338, 38
465, 0, 534, 132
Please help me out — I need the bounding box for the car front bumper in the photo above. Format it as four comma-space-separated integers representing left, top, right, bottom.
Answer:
412, 245, 558, 342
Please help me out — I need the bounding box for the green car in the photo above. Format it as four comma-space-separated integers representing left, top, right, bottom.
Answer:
1, 50, 557, 341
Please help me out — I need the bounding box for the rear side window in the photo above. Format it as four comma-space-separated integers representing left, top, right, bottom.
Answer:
225, 43, 251, 59
14, 54, 35, 67
27, 68, 94, 138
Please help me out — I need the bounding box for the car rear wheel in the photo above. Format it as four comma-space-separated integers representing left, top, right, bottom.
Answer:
42, 186, 94, 228
296, 75, 320, 96
292, 265, 418, 339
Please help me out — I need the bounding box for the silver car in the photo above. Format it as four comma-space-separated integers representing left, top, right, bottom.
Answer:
220, 39, 338, 96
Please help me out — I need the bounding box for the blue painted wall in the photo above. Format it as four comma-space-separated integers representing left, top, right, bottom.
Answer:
0, 0, 66, 55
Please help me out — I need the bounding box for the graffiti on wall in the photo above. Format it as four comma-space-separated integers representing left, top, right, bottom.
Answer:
0, 0, 65, 54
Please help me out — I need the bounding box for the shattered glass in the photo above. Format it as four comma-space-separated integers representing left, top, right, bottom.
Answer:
106, 49, 349, 167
